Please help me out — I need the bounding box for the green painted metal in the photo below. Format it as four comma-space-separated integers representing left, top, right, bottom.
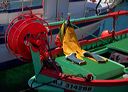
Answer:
48, 10, 128, 27
28, 75, 128, 92
55, 55, 124, 79
82, 32, 128, 52
93, 48, 109, 55
55, 56, 93, 77
108, 38, 128, 54
48, 15, 105, 26
30, 47, 42, 76
28, 76, 64, 92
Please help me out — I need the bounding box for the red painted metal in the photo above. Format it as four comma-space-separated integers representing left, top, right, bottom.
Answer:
41, 68, 128, 87
101, 30, 110, 37
55, 34, 62, 47
5, 13, 48, 61
79, 28, 128, 46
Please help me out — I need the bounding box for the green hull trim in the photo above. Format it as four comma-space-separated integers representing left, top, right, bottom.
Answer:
28, 76, 64, 92
29, 76, 128, 92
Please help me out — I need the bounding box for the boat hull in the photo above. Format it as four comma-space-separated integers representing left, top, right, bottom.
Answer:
28, 75, 128, 92
27, 11, 128, 92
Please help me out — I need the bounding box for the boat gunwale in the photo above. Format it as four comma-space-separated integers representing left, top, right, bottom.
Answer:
41, 68, 128, 87
48, 10, 128, 29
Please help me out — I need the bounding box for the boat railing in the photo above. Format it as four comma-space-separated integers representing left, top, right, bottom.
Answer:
80, 29, 128, 51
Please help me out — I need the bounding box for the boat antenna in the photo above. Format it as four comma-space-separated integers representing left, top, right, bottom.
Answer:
96, 0, 102, 15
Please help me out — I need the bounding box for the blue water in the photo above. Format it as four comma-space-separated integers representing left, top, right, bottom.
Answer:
100, 1, 128, 32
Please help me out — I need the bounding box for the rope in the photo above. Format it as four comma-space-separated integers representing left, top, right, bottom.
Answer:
96, 0, 102, 15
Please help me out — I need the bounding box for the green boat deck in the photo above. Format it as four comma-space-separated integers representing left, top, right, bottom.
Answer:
55, 38, 128, 79
108, 38, 128, 54
55, 56, 124, 79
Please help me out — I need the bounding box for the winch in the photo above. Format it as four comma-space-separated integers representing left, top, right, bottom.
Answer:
5, 13, 49, 61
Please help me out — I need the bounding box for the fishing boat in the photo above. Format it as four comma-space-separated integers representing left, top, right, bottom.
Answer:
5, 10, 128, 92
0, 0, 123, 66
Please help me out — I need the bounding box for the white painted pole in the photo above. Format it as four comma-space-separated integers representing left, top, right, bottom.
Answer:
21, 0, 24, 14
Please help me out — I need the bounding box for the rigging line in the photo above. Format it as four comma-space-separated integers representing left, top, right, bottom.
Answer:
96, 0, 102, 15
46, 39, 61, 73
